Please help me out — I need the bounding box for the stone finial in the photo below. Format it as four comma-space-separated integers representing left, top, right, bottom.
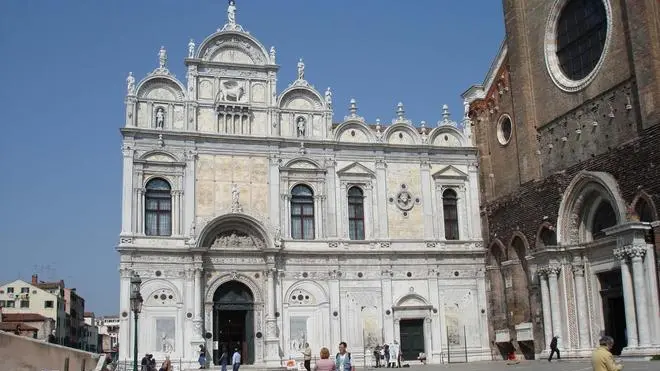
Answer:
375, 118, 382, 140
349, 98, 358, 116
396, 102, 405, 120
158, 46, 167, 69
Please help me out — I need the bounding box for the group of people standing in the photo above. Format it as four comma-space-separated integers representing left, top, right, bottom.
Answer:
140, 354, 171, 371
372, 342, 402, 368
198, 344, 242, 371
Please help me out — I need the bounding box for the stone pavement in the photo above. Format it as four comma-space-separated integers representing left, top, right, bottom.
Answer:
379, 359, 657, 371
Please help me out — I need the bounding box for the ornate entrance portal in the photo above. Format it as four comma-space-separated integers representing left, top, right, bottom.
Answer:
213, 281, 255, 365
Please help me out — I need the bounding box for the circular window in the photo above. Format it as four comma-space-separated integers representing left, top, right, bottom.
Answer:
544, 0, 611, 92
497, 115, 513, 145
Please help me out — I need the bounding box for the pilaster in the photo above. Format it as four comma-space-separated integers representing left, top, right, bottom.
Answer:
629, 245, 650, 346
614, 247, 639, 349
381, 269, 394, 342
538, 269, 553, 348
121, 144, 134, 235
268, 155, 281, 227
328, 272, 341, 347
375, 159, 388, 238
467, 163, 481, 238
325, 158, 338, 237
184, 148, 197, 238
420, 160, 433, 239
118, 267, 132, 361
546, 265, 562, 349
571, 264, 590, 349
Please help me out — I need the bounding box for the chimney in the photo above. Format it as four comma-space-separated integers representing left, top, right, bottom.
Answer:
32, 274, 38, 285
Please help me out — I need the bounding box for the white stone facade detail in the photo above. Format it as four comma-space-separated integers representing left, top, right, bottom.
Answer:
117, 3, 488, 369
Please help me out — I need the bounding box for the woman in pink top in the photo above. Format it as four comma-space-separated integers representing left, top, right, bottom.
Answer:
314, 347, 336, 371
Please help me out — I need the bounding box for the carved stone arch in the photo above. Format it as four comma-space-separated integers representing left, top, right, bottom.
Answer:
535, 222, 557, 249
394, 293, 431, 308
631, 190, 658, 222
278, 87, 325, 111
205, 273, 264, 304
140, 278, 182, 304
196, 31, 269, 65
334, 121, 376, 143
428, 126, 466, 147
139, 150, 180, 163
136, 76, 185, 101
557, 171, 626, 244
486, 239, 506, 266
383, 123, 421, 145
507, 232, 530, 260
283, 157, 323, 170
142, 174, 175, 188
285, 280, 329, 305
196, 213, 273, 250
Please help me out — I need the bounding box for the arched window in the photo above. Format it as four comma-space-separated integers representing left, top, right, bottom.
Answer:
145, 178, 172, 236
291, 185, 314, 240
443, 189, 459, 240
591, 200, 617, 240
347, 186, 365, 240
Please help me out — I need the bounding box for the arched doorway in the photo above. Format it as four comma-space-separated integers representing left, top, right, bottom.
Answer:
213, 281, 255, 365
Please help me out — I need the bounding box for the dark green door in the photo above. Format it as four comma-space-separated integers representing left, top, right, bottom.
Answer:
399, 319, 424, 361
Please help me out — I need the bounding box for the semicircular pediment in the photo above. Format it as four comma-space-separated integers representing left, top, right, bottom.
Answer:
198, 33, 268, 65
137, 77, 185, 101
279, 88, 324, 111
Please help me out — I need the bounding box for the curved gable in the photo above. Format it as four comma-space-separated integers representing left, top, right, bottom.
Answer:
279, 87, 324, 111
197, 31, 269, 66
136, 76, 185, 101
140, 150, 179, 163
384, 123, 421, 145
335, 121, 375, 143
283, 157, 322, 170
429, 126, 465, 147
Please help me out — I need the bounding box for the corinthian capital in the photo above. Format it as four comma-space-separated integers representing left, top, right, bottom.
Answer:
626, 244, 647, 260
571, 264, 585, 276
613, 246, 628, 261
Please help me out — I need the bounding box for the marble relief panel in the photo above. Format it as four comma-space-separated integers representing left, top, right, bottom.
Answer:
137, 102, 150, 128
155, 317, 176, 352
386, 163, 423, 239
197, 108, 216, 133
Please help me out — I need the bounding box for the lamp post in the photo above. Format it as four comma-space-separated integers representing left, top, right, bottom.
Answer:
130, 273, 143, 371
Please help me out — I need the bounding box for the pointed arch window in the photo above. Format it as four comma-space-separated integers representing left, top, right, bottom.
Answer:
443, 189, 459, 240
291, 184, 315, 240
145, 178, 172, 236
348, 186, 365, 240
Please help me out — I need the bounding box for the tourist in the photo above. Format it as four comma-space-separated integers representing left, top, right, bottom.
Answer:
140, 354, 149, 371
548, 336, 560, 362
389, 341, 400, 368
592, 336, 623, 371
232, 348, 241, 371
314, 347, 336, 371
219, 346, 229, 371
198, 344, 207, 369
335, 342, 354, 371
373, 345, 381, 368
159, 356, 172, 371
383, 344, 390, 367
303, 342, 312, 371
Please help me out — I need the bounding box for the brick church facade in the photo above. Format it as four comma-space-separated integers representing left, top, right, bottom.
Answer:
463, 0, 660, 359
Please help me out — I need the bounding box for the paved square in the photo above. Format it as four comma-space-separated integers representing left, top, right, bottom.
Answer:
374, 360, 658, 371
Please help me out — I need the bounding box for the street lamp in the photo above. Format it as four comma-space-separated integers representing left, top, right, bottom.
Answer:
130, 273, 143, 371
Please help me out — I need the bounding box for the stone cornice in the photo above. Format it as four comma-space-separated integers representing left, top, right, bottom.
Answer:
120, 127, 479, 155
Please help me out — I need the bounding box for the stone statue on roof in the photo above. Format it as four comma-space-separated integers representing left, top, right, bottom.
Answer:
228, 0, 236, 25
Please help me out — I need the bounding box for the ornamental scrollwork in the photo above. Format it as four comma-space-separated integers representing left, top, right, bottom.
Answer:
388, 184, 421, 214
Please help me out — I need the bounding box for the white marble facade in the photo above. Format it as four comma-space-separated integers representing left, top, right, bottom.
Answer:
117, 3, 489, 369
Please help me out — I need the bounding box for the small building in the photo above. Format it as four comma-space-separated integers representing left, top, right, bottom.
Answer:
1, 312, 56, 341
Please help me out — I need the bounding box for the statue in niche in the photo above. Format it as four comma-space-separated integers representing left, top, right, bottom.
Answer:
155, 107, 165, 129
297, 58, 305, 80
269, 46, 276, 63
296, 117, 306, 137
227, 0, 236, 25
188, 39, 195, 58
158, 46, 167, 69
126, 72, 135, 95
325, 87, 332, 107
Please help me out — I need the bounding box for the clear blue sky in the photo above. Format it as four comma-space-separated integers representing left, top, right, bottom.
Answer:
0, 1, 503, 315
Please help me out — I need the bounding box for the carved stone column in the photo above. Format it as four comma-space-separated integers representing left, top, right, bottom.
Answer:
339, 182, 348, 239
538, 269, 553, 348
547, 266, 562, 348
614, 247, 638, 348
457, 186, 468, 240
328, 271, 341, 346
171, 190, 180, 236
325, 158, 338, 237
423, 317, 432, 354
281, 194, 290, 239
118, 268, 132, 360
572, 264, 590, 349
135, 188, 145, 234
193, 268, 203, 323
381, 270, 394, 342
121, 145, 134, 235
268, 155, 281, 228
184, 149, 197, 238
264, 267, 280, 366
375, 159, 388, 238
314, 195, 325, 238
363, 182, 374, 240
420, 160, 433, 239
629, 245, 651, 346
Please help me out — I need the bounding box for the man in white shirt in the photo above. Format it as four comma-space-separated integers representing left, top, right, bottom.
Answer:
232, 348, 241, 371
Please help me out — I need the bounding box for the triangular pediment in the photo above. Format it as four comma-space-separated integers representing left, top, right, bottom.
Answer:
336, 162, 376, 178
432, 165, 468, 179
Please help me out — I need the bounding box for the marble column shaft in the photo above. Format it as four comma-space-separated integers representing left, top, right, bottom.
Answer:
631, 251, 650, 346
266, 269, 276, 317
573, 265, 590, 348
121, 148, 133, 234
547, 268, 562, 347
618, 255, 638, 348
193, 269, 202, 320
539, 273, 553, 345
423, 318, 432, 354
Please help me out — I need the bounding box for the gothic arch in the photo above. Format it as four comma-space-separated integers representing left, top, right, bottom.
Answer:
383, 123, 422, 145
507, 232, 530, 261
557, 171, 627, 244
535, 222, 558, 249
486, 239, 506, 266
196, 213, 273, 249
334, 120, 376, 143
631, 190, 658, 222
284, 280, 329, 305
205, 273, 264, 304
140, 278, 182, 303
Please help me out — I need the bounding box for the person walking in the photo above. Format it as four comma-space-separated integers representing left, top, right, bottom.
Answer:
198, 344, 207, 369
314, 347, 336, 371
231, 348, 241, 371
548, 336, 560, 362
592, 336, 623, 371
303, 342, 312, 371
219, 346, 229, 371
335, 342, 354, 371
